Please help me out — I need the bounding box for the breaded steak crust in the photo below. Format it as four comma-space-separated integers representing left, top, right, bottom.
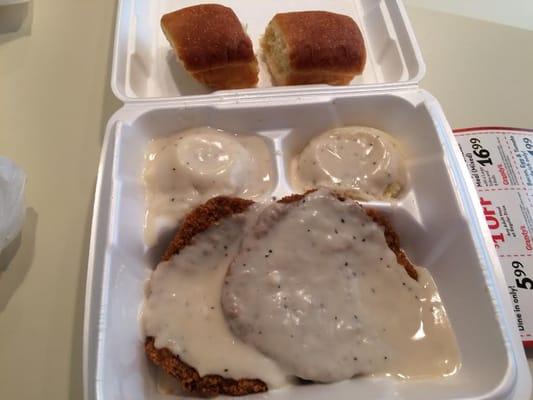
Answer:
145, 192, 417, 396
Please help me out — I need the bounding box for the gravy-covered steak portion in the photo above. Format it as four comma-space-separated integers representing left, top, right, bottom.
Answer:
222, 190, 458, 382
143, 197, 286, 397
143, 190, 459, 396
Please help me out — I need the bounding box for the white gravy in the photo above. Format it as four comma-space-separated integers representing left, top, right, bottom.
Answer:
143, 127, 273, 246
293, 127, 407, 200
142, 207, 289, 388
222, 190, 460, 382
142, 189, 460, 388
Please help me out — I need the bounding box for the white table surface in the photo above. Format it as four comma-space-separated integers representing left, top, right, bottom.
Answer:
0, 1, 532, 399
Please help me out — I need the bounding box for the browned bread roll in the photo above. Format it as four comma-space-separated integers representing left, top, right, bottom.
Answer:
161, 4, 259, 90
261, 11, 366, 86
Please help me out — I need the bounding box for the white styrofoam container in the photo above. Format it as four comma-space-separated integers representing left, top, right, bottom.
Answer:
111, 0, 425, 102
84, 90, 531, 400
84, 0, 532, 399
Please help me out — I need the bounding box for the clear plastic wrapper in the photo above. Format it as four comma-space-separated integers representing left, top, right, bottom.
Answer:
0, 157, 26, 253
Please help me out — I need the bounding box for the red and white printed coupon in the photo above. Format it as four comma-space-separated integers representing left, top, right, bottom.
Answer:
454, 127, 533, 346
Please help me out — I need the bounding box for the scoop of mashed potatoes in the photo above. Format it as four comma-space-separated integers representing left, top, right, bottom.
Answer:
293, 126, 407, 200
143, 127, 273, 246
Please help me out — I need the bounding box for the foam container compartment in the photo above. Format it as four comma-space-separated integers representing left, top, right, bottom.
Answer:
85, 0, 531, 399
84, 90, 531, 400
111, 0, 424, 101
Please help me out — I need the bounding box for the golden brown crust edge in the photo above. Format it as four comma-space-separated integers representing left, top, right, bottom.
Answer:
161, 196, 254, 262
191, 62, 259, 90
365, 209, 418, 281
145, 338, 267, 397
145, 192, 417, 396
161, 4, 258, 89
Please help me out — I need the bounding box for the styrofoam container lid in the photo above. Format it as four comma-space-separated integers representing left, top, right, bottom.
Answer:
111, 0, 425, 102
